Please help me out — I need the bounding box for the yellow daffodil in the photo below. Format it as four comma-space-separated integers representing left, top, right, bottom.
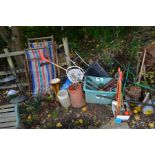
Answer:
134, 106, 141, 112
149, 122, 154, 128
79, 119, 83, 124
134, 114, 140, 121
56, 122, 62, 128
82, 106, 87, 112
27, 115, 32, 120
144, 110, 153, 115
134, 109, 138, 114
48, 114, 51, 118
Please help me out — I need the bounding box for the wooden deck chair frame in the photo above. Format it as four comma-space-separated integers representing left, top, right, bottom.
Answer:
25, 36, 59, 96
27, 35, 54, 48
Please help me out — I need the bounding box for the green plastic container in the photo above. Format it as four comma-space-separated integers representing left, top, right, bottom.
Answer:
83, 76, 116, 104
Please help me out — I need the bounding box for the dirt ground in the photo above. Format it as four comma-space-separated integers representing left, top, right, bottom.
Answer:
19, 100, 114, 129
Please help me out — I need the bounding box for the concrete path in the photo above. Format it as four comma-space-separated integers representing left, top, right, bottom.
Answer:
100, 119, 129, 129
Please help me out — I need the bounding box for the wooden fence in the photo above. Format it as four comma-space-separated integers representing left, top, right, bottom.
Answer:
0, 48, 29, 89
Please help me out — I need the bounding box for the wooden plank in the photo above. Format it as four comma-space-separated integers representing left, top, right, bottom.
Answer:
0, 104, 15, 109
0, 69, 26, 76
24, 59, 31, 96
58, 44, 63, 48
0, 51, 25, 58
27, 36, 53, 48
28, 36, 53, 41
27, 47, 46, 50
0, 112, 16, 118
0, 121, 16, 128
4, 48, 15, 69
53, 41, 60, 77
62, 37, 71, 67
0, 108, 15, 113
0, 116, 16, 123
24, 52, 32, 96
0, 83, 28, 89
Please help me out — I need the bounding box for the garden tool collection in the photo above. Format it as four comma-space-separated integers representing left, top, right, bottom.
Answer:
35, 48, 155, 120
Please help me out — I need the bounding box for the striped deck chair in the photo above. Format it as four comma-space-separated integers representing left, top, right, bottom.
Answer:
29, 41, 57, 79
25, 37, 58, 96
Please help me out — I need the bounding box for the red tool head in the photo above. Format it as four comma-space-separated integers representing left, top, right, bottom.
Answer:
39, 50, 50, 66
124, 111, 130, 115
39, 50, 50, 63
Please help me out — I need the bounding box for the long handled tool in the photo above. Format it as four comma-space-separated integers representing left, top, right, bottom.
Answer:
123, 63, 130, 96
116, 67, 123, 115
138, 49, 146, 83
39, 51, 85, 85
39, 50, 66, 71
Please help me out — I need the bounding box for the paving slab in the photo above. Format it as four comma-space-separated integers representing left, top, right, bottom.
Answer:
100, 119, 129, 129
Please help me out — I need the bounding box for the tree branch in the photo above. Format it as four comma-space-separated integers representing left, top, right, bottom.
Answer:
0, 26, 11, 45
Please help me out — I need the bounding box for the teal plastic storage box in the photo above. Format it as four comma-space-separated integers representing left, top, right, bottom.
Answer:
83, 76, 116, 104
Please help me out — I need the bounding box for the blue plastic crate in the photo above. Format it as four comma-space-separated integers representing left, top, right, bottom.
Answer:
83, 76, 116, 104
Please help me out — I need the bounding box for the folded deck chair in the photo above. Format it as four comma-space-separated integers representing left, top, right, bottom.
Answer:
25, 36, 59, 96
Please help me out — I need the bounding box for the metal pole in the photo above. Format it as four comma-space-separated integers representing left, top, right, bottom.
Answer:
75, 51, 89, 66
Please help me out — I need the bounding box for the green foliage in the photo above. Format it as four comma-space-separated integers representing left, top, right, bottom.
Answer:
19, 96, 42, 128
143, 71, 155, 85
128, 38, 141, 60
22, 26, 140, 44
1, 26, 153, 66
29, 96, 42, 111
51, 110, 58, 119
